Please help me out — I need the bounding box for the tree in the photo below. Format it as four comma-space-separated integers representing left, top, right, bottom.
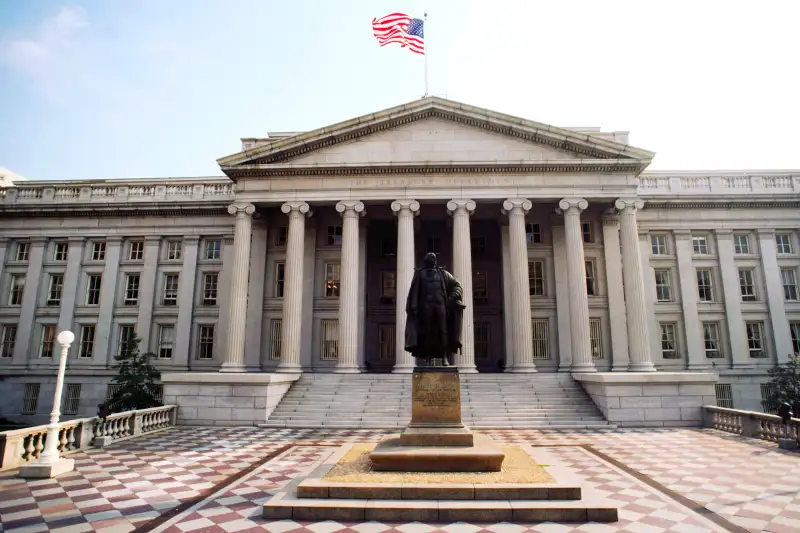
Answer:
106, 332, 162, 412
761, 353, 800, 415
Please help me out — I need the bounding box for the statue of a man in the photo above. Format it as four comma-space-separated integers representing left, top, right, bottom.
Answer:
404, 252, 466, 366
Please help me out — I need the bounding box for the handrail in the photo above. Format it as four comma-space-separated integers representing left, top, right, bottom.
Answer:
703, 406, 799, 443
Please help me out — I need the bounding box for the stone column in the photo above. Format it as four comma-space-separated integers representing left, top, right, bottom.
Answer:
0, 238, 7, 285
551, 220, 572, 371
758, 229, 793, 363
558, 198, 595, 372
277, 202, 311, 372
56, 237, 85, 333
173, 236, 199, 370
446, 199, 478, 373
334, 201, 365, 373
391, 199, 420, 373
136, 236, 161, 350
221, 203, 255, 372
602, 216, 630, 371
674, 230, 706, 369
246, 222, 268, 369
500, 225, 515, 370
503, 199, 537, 372
615, 199, 656, 372
13, 238, 46, 365
715, 230, 752, 369
94, 237, 122, 367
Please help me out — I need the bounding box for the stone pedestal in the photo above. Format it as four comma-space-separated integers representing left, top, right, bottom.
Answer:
18, 457, 75, 479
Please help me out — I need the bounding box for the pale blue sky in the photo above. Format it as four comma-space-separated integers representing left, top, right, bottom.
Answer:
2, 0, 799, 181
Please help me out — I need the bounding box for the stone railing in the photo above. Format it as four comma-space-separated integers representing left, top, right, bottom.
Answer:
0, 405, 176, 471
703, 406, 799, 443
639, 174, 800, 195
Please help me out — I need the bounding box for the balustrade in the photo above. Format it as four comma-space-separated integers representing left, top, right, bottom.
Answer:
704, 406, 799, 444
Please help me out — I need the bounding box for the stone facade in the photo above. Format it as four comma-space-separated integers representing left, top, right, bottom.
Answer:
1, 97, 799, 424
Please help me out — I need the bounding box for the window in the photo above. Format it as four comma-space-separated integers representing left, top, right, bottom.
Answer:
63, 384, 81, 415
474, 324, 489, 360
9, 275, 25, 305
78, 326, 95, 358
761, 383, 778, 414
473, 270, 488, 304
746, 322, 766, 358
321, 319, 339, 360
327, 225, 343, 246
379, 324, 395, 361
734, 234, 750, 254
531, 318, 550, 359
776, 233, 793, 255
528, 261, 545, 296
526, 223, 542, 244
158, 326, 174, 359
651, 235, 668, 255
696, 269, 713, 302
40, 326, 56, 358
269, 319, 282, 360
325, 263, 340, 298
84, 274, 102, 306
0, 325, 16, 358
738, 269, 757, 301
380, 237, 397, 257
91, 241, 106, 261
589, 318, 603, 359
204, 239, 221, 260
198, 325, 214, 359
585, 260, 596, 296
128, 240, 144, 260
167, 241, 182, 260
124, 274, 140, 305
47, 275, 64, 306
789, 322, 800, 355
162, 274, 179, 306
654, 270, 672, 302
381, 271, 396, 304
15, 242, 30, 262
471, 236, 487, 256
118, 325, 135, 356
425, 237, 440, 255
582, 222, 593, 243
106, 384, 122, 403
277, 226, 288, 247
692, 236, 709, 255
202, 273, 218, 305
703, 323, 722, 358
781, 268, 798, 301
715, 384, 734, 409
22, 384, 40, 415
659, 323, 678, 359
274, 263, 285, 298
53, 242, 68, 261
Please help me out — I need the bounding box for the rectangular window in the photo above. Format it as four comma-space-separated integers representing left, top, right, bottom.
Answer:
78, 325, 95, 358
105, 384, 122, 402
63, 383, 81, 415
22, 383, 40, 415
425, 237, 440, 255
715, 384, 734, 409
203, 273, 218, 305
162, 274, 179, 306
761, 383, 778, 414
9, 275, 25, 306
528, 261, 545, 296
474, 323, 489, 360
746, 322, 766, 358
471, 236, 487, 256
531, 318, 550, 359
776, 234, 793, 255
582, 222, 593, 243
692, 236, 709, 255
86, 274, 102, 305
269, 319, 282, 360
325, 263, 340, 298
124, 274, 140, 305
734, 234, 750, 254
790, 322, 800, 355
274, 263, 285, 298
53, 242, 68, 261
589, 318, 603, 359
526, 223, 542, 244
15, 242, 30, 262
91, 241, 106, 261
473, 270, 488, 304
167, 241, 182, 260
204, 239, 221, 260
379, 324, 396, 361
128, 240, 144, 260
0, 325, 17, 358
321, 319, 339, 360
654, 270, 672, 302
660, 323, 678, 359
327, 225, 343, 246
118, 325, 135, 356
696, 269, 713, 302
277, 226, 288, 247
585, 260, 596, 296
380, 237, 397, 257
703, 323, 722, 358
158, 326, 174, 359
381, 271, 396, 304
47, 274, 64, 306
198, 325, 214, 359
40, 325, 56, 358
781, 268, 798, 301
738, 269, 757, 301
651, 235, 668, 255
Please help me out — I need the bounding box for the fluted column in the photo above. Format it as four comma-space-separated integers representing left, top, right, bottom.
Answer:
615, 199, 656, 371
447, 199, 478, 373
221, 203, 255, 372
559, 198, 596, 372
503, 199, 537, 372
277, 201, 311, 373
334, 201, 365, 373
392, 199, 420, 373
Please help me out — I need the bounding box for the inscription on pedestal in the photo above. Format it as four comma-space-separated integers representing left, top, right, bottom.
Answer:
410, 370, 463, 427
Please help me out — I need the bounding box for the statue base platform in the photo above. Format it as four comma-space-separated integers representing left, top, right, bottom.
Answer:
371, 433, 504, 472
399, 426, 474, 447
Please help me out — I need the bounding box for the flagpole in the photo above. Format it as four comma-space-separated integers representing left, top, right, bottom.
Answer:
423, 12, 428, 96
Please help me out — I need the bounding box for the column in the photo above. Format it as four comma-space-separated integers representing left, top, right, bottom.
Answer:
391, 199, 419, 373
602, 216, 630, 371
715, 230, 752, 368
503, 199, 537, 372
13, 238, 46, 364
0, 238, 7, 288
94, 237, 122, 367
334, 200, 365, 373
551, 220, 572, 371
615, 199, 656, 371
173, 236, 199, 370
640, 231, 663, 366
221, 203, 255, 372
136, 236, 161, 351
500, 225, 515, 370
558, 198, 595, 372
278, 201, 311, 372
446, 200, 478, 373
674, 231, 706, 369
245, 222, 268, 369
758, 229, 793, 363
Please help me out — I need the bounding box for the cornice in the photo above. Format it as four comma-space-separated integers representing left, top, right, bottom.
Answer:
644, 200, 800, 209
0, 203, 229, 218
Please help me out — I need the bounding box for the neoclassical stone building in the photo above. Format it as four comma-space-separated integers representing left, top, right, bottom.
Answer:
1, 97, 799, 425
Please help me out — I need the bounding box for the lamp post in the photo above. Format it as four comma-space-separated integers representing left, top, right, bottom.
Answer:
19, 330, 77, 478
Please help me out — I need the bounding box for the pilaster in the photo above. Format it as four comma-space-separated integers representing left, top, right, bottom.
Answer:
136, 236, 161, 351
674, 230, 706, 369
446, 199, 478, 373
56, 237, 85, 334
173, 236, 199, 369
94, 237, 122, 367
246, 221, 268, 369
278, 201, 311, 372
221, 203, 255, 372
13, 238, 46, 365
334, 200, 365, 373
758, 229, 793, 363
715, 229, 752, 368
391, 199, 420, 373
601, 216, 630, 371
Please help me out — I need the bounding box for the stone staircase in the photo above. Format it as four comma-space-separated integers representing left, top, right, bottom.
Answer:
261, 373, 614, 429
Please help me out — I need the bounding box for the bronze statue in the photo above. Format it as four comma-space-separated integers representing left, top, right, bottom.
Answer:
404, 252, 466, 366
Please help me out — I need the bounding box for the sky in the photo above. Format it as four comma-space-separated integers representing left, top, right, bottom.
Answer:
1, 0, 799, 181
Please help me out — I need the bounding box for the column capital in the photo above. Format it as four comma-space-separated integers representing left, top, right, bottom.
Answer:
227, 203, 255, 217
446, 199, 476, 216
281, 201, 312, 217
557, 198, 588, 214
391, 199, 420, 215
335, 200, 366, 218
614, 198, 645, 213
502, 198, 532, 215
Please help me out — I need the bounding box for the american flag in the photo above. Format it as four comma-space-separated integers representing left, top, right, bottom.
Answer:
372, 12, 424, 55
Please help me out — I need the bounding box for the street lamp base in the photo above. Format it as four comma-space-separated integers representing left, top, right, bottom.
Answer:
18, 457, 75, 479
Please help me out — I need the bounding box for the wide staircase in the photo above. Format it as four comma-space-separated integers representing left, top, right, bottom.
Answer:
262, 373, 614, 429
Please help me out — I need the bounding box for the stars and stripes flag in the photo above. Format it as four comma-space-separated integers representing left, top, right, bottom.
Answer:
372, 13, 425, 55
